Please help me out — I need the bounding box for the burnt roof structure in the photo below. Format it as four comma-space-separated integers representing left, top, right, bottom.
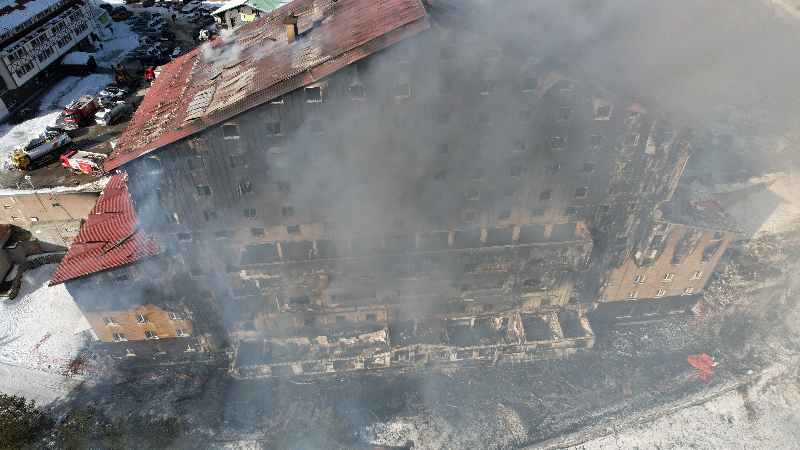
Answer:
49, 174, 158, 285
103, 0, 429, 171
658, 184, 746, 234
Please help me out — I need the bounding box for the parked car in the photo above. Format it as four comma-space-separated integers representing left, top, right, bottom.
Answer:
170, 47, 182, 60
137, 54, 170, 66
126, 16, 145, 25
196, 15, 215, 26
152, 12, 163, 18
112, 11, 134, 21
97, 87, 128, 105
187, 12, 201, 22
109, 6, 128, 15
152, 42, 170, 54
100, 85, 131, 98
191, 26, 203, 38
98, 3, 113, 11
142, 0, 155, 7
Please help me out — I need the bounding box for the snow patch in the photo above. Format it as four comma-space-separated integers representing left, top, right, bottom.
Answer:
0, 177, 110, 196
0, 264, 87, 373
711, 170, 800, 236
567, 386, 800, 450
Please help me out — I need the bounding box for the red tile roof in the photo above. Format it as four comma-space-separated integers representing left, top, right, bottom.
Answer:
103, 0, 429, 171
49, 173, 159, 285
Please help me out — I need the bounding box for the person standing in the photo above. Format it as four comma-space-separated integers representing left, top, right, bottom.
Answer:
109, 26, 114, 35
172, 13, 177, 22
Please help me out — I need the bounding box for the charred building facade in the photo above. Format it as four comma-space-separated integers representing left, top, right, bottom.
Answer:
48, 0, 738, 372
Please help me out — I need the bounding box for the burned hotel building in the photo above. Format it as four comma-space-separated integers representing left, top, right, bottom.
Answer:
48, 0, 740, 373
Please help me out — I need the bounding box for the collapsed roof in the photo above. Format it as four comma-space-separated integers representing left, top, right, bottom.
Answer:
103, 0, 429, 171
49, 173, 158, 285
658, 184, 747, 235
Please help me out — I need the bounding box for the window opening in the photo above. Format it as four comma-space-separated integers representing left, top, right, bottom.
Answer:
265, 122, 281, 136
523, 77, 538, 91
222, 124, 239, 137
305, 86, 322, 102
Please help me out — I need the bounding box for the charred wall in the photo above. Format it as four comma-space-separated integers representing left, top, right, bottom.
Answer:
67, 24, 697, 361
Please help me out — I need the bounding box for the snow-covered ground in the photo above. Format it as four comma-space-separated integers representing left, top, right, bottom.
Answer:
0, 176, 110, 196
91, 15, 140, 68
563, 370, 800, 450
0, 263, 87, 374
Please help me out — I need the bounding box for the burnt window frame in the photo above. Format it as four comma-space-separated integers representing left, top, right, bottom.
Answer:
394, 82, 411, 98
480, 79, 497, 95
498, 209, 511, 220
281, 206, 295, 217
596, 105, 612, 120
305, 86, 322, 102
277, 180, 291, 192
222, 124, 239, 138
522, 77, 539, 91
349, 84, 365, 100
265, 121, 281, 136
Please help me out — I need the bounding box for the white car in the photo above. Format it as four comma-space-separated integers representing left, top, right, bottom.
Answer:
98, 85, 129, 101
170, 47, 182, 60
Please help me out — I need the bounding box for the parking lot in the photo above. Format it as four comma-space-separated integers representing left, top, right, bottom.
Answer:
0, 1, 220, 190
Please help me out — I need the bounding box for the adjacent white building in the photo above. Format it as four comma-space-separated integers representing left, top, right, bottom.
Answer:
0, 0, 99, 121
